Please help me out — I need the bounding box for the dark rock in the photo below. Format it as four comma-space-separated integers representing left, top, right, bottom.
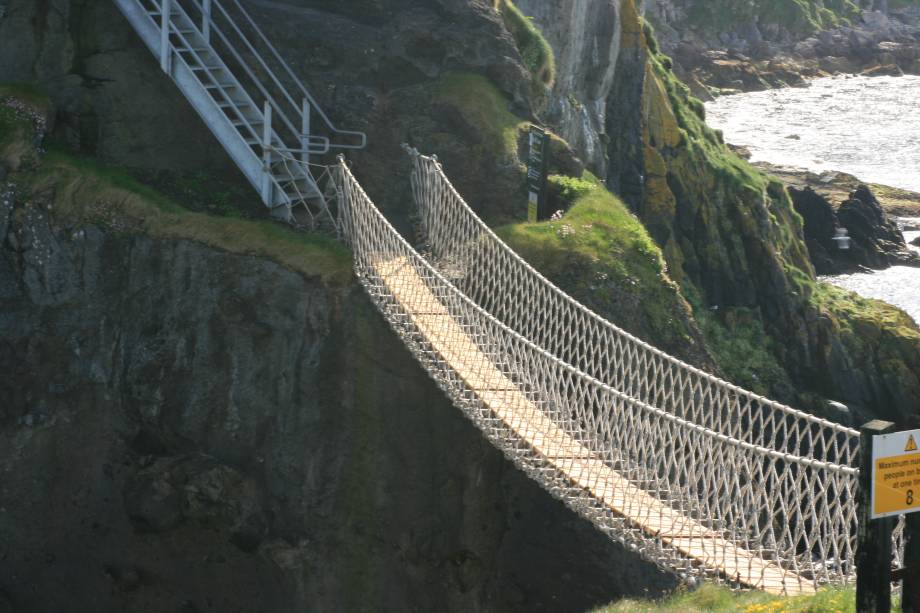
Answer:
788, 187, 840, 275
0, 179, 677, 612
912, 235, 920, 247
790, 183, 920, 273
125, 455, 268, 551
123, 469, 183, 534
838, 184, 916, 267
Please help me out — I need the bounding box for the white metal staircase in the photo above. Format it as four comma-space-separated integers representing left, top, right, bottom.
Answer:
114, 0, 366, 225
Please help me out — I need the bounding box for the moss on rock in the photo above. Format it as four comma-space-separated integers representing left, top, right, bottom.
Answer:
496, 172, 712, 364
685, 0, 861, 39
603, 2, 920, 419
493, 0, 556, 87
1, 89, 352, 286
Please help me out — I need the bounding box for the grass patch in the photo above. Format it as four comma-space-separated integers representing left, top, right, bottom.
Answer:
432, 73, 528, 159
687, 288, 796, 398
493, 0, 556, 87
496, 173, 698, 351
548, 174, 596, 208
0, 82, 53, 116
812, 281, 920, 341
593, 584, 884, 612
868, 182, 920, 218
26, 149, 353, 285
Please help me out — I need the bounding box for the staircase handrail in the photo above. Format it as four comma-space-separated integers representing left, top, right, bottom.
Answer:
217, 0, 366, 151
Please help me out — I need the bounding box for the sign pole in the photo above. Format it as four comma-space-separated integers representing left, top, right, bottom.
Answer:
857, 420, 895, 613
905, 512, 920, 613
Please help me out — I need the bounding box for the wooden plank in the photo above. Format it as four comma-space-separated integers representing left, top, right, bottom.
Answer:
375, 257, 815, 596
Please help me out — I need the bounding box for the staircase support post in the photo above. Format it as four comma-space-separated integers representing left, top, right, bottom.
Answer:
261, 100, 273, 206
202, 0, 212, 43
160, 0, 172, 74
301, 97, 311, 166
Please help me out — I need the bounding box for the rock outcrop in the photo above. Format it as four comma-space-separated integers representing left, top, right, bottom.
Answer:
522, 0, 920, 422
790, 184, 920, 274
642, 2, 920, 93
513, 0, 621, 176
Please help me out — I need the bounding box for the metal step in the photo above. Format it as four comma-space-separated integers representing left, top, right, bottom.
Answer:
114, 0, 366, 224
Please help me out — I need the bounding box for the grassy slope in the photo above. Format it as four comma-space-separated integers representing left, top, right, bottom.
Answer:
430, 70, 710, 359
592, 584, 895, 613
433, 73, 528, 160
0, 89, 352, 286
496, 173, 701, 352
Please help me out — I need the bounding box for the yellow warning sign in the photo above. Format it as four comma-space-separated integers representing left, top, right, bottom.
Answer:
872, 428, 920, 518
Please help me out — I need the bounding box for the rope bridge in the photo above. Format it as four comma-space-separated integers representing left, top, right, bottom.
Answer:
278, 148, 902, 595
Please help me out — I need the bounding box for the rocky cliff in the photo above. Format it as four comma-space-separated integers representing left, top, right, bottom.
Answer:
0, 93, 676, 612
2, 0, 920, 610
514, 0, 919, 420
642, 0, 920, 93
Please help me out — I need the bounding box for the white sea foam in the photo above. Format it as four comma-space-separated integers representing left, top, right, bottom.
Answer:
707, 75, 920, 192
707, 78, 920, 322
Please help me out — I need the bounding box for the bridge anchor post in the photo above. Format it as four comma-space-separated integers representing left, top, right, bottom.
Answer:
857, 420, 895, 613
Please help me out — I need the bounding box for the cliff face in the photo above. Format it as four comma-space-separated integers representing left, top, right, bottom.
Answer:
2, 0, 920, 610
514, 0, 920, 420
513, 0, 622, 175
0, 2, 684, 609
0, 104, 675, 611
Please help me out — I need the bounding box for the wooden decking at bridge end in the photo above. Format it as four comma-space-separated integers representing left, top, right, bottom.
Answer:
375, 257, 816, 597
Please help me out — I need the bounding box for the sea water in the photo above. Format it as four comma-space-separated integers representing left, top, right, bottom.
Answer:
706, 77, 920, 322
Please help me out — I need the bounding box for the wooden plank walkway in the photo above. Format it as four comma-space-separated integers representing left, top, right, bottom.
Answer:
376, 257, 815, 596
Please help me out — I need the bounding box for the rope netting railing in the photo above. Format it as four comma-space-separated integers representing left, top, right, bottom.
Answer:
333, 156, 866, 593
406, 151, 860, 467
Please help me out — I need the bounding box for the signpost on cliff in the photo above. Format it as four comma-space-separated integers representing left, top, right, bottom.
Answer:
858, 421, 920, 612
527, 125, 547, 223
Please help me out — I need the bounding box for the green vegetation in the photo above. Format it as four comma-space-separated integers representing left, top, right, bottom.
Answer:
33, 151, 352, 284
432, 73, 528, 159
812, 281, 920, 341
0, 82, 53, 115
868, 182, 920, 217
497, 173, 699, 351
592, 584, 882, 612
493, 0, 556, 87
548, 174, 596, 208
1, 86, 352, 285
685, 0, 860, 37
687, 289, 796, 398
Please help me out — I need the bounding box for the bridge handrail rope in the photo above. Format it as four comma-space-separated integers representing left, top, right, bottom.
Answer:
337, 156, 857, 476
405, 150, 861, 467
335, 156, 863, 592
115, 0, 904, 587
